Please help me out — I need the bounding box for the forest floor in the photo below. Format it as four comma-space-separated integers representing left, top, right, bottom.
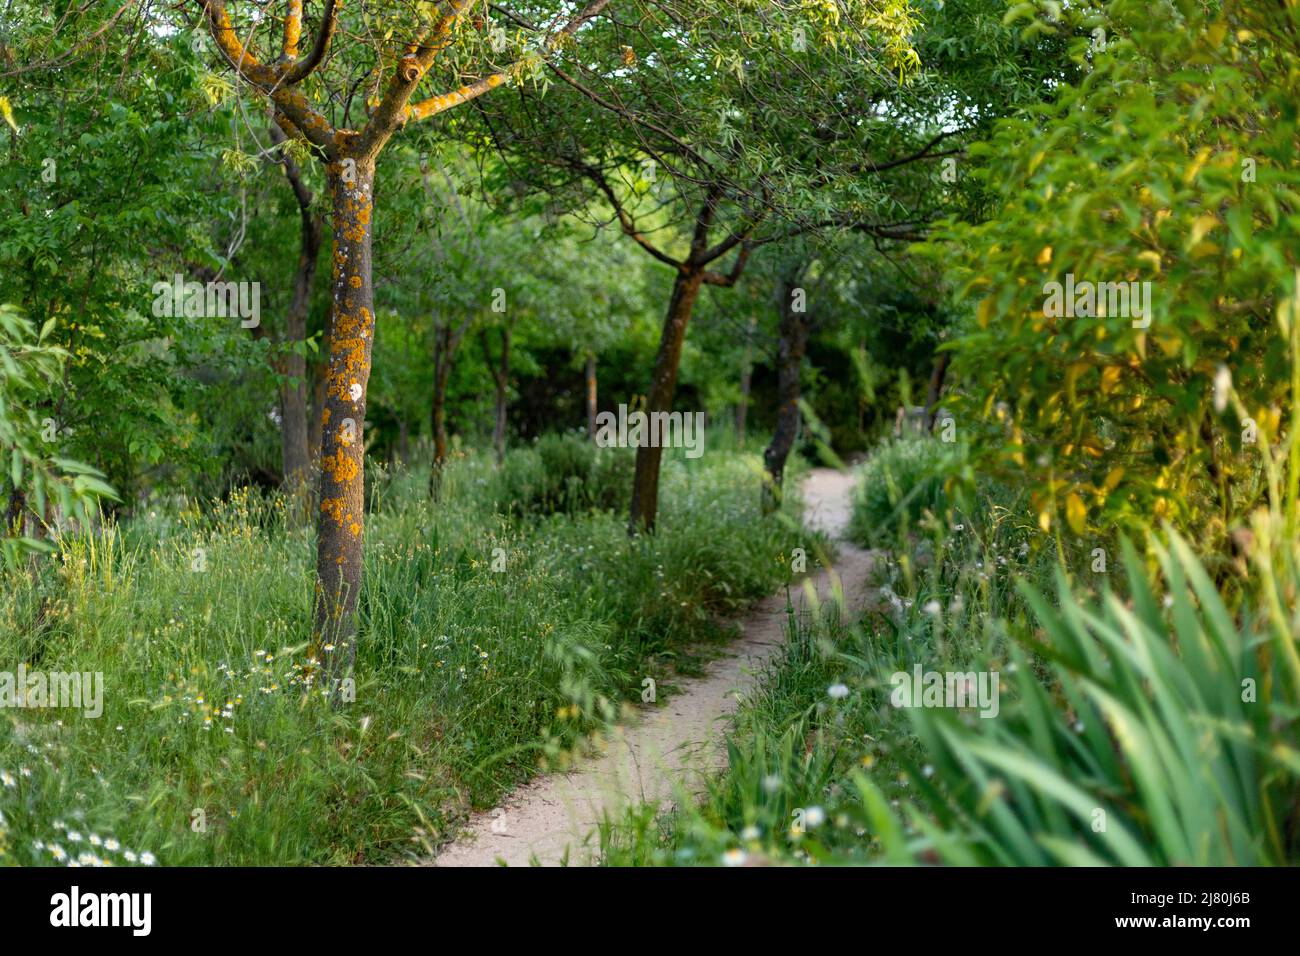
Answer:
429, 467, 875, 867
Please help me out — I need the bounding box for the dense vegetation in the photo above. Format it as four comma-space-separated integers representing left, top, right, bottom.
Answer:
1, 0, 1297, 869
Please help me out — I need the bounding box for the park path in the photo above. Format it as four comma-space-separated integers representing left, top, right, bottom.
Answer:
429, 467, 874, 867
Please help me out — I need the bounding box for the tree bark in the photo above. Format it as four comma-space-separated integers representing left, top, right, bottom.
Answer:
585, 352, 598, 439
762, 277, 810, 513
313, 158, 376, 693
281, 207, 321, 494
628, 268, 704, 534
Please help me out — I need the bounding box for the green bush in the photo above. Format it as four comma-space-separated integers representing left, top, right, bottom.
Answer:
494, 433, 633, 518
848, 437, 958, 547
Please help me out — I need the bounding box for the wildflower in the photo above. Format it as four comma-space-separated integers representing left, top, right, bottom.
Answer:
140, 852, 156, 866
740, 825, 760, 842
123, 851, 137, 863
105, 839, 120, 852
89, 834, 102, 846
828, 683, 849, 700
0, 771, 14, 787
50, 845, 67, 862
66, 831, 82, 843
721, 848, 747, 866
803, 806, 826, 828
922, 600, 942, 616
761, 774, 781, 794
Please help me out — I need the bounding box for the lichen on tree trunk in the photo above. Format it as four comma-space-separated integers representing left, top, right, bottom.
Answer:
312, 156, 375, 694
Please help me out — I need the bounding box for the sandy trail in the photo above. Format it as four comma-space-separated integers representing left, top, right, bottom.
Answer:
430, 467, 872, 867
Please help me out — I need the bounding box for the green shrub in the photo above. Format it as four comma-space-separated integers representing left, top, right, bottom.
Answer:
852, 530, 1299, 866
494, 433, 633, 517
848, 437, 959, 547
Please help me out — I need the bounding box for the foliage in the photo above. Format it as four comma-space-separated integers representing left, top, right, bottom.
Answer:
847, 436, 961, 546
0, 443, 795, 865
933, 0, 1300, 549
493, 432, 634, 518
0, 305, 115, 566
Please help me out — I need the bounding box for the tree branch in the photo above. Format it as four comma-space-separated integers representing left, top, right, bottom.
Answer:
402, 0, 613, 128
282, 0, 302, 60
281, 0, 340, 84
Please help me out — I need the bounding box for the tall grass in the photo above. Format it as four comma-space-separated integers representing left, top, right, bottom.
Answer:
0, 439, 798, 865
600, 430, 1300, 866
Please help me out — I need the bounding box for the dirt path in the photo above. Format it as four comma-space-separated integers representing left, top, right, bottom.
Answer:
430, 467, 873, 867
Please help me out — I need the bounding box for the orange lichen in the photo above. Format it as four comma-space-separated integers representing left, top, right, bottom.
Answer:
349, 275, 362, 288
320, 449, 359, 483
320, 496, 346, 527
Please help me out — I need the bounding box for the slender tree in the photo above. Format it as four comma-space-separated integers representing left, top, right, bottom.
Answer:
193, 0, 611, 687
471, 1, 946, 532
266, 117, 324, 497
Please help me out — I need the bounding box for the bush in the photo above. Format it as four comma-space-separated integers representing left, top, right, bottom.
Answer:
494, 433, 633, 518
848, 437, 959, 547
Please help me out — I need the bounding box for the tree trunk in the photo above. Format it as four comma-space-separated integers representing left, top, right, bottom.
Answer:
762, 279, 810, 513
924, 350, 951, 432
281, 207, 321, 495
585, 352, 598, 439
628, 268, 704, 534
269, 117, 321, 497
313, 159, 376, 694
737, 315, 756, 446
429, 325, 452, 498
